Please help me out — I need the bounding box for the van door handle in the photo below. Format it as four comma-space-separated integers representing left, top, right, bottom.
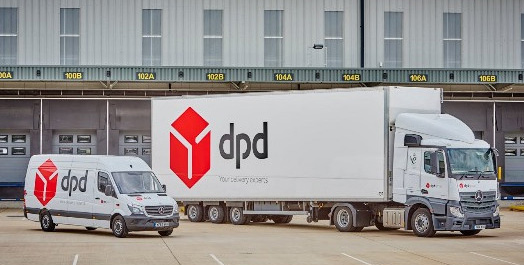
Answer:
421, 189, 428, 194
95, 197, 100, 200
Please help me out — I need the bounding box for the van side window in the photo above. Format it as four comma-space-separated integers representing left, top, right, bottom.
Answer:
98, 172, 110, 193
424, 152, 431, 173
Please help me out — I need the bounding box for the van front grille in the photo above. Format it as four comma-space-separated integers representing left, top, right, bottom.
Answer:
145, 205, 174, 216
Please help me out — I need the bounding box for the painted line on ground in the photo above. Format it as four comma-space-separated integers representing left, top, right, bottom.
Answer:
470, 252, 520, 265
72, 254, 79, 265
341, 253, 373, 265
210, 254, 225, 265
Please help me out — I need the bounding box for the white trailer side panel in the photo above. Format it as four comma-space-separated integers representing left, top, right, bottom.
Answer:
152, 87, 441, 202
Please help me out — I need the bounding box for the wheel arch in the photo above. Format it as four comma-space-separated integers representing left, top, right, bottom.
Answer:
405, 198, 433, 230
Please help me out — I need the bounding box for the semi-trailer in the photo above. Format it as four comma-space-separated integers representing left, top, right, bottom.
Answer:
152, 87, 500, 237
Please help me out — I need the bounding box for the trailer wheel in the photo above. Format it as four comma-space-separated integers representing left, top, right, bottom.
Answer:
411, 208, 436, 237
334, 206, 359, 232
208, 205, 225, 223
40, 211, 56, 232
230, 207, 250, 225
187, 204, 205, 222
460, 230, 481, 236
111, 215, 129, 238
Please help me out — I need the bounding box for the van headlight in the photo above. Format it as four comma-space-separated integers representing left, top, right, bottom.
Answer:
128, 204, 145, 215
450, 206, 464, 218
493, 205, 500, 217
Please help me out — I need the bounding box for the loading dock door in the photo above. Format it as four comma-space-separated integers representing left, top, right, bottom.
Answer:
119, 131, 151, 166
0, 131, 31, 183
52, 131, 97, 155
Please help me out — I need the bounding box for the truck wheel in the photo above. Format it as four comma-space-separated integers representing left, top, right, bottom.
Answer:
187, 204, 205, 222
40, 211, 56, 232
158, 229, 173, 237
411, 208, 436, 237
284, 215, 293, 223
460, 230, 481, 236
334, 207, 362, 232
230, 207, 250, 225
208, 205, 225, 223
112, 215, 129, 238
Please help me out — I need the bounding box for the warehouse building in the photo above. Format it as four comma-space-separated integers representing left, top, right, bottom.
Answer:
1, 0, 524, 199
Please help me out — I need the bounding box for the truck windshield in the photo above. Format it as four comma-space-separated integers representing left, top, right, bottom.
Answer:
112, 171, 164, 194
446, 148, 495, 175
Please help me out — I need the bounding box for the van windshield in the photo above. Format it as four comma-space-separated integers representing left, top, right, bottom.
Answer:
112, 171, 164, 194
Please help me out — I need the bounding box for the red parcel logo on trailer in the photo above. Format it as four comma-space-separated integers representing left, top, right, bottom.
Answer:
170, 107, 211, 188
34, 159, 59, 206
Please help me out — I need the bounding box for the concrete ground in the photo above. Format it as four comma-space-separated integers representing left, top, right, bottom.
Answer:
0, 209, 523, 265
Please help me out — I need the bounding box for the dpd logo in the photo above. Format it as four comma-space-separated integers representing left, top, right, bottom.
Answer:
61, 170, 87, 196
34, 159, 59, 206
170, 107, 211, 188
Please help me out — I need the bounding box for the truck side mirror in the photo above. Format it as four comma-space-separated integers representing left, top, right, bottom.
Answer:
162, 184, 166, 192
104, 185, 113, 197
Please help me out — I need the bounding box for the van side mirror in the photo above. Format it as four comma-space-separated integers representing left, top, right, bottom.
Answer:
162, 184, 166, 192
104, 185, 113, 197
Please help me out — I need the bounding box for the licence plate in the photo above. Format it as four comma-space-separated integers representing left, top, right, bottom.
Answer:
474, 225, 486, 230
154, 222, 170, 228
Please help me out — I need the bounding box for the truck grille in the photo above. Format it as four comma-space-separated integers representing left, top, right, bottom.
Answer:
145, 205, 174, 216
459, 191, 497, 213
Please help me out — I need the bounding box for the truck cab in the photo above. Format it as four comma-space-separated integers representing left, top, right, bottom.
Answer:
390, 113, 500, 236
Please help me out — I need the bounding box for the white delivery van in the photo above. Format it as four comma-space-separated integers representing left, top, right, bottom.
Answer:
24, 155, 179, 238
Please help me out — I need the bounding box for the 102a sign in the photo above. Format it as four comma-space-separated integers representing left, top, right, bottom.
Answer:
136, 72, 156, 80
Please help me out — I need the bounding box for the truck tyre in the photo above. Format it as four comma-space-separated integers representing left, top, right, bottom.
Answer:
334, 206, 360, 232
158, 229, 173, 237
251, 215, 268, 223
112, 215, 129, 238
85, 227, 97, 231
187, 204, 205, 222
208, 205, 225, 223
230, 207, 250, 225
40, 211, 56, 232
284, 215, 293, 223
411, 208, 436, 237
460, 230, 481, 236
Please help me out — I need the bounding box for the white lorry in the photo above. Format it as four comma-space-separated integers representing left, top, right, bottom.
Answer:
152, 87, 500, 237
24, 155, 179, 238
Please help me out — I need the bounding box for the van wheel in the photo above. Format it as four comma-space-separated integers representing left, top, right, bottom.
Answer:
187, 204, 205, 222
208, 205, 225, 223
40, 211, 56, 232
272, 215, 293, 224
112, 215, 129, 238
230, 207, 250, 225
158, 229, 173, 237
86, 227, 97, 231
334, 207, 359, 232
411, 208, 436, 237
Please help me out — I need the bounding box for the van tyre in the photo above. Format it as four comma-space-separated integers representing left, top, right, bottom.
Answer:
334, 207, 360, 232
40, 211, 55, 232
272, 215, 293, 224
208, 205, 225, 223
112, 215, 129, 238
85, 227, 97, 231
411, 208, 436, 237
460, 230, 481, 236
230, 207, 250, 225
187, 204, 205, 222
158, 229, 173, 237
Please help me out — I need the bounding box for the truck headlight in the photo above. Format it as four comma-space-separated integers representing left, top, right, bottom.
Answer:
128, 204, 145, 215
450, 206, 464, 218
493, 205, 500, 217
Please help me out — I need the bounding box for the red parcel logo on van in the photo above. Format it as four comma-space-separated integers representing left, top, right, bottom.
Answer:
34, 159, 59, 206
170, 107, 211, 188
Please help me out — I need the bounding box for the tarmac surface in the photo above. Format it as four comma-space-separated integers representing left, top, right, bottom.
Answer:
0, 208, 523, 265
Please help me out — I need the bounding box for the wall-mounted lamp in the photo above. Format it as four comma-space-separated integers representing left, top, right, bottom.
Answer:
178, 71, 184, 78
106, 70, 111, 77
36, 70, 41, 77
